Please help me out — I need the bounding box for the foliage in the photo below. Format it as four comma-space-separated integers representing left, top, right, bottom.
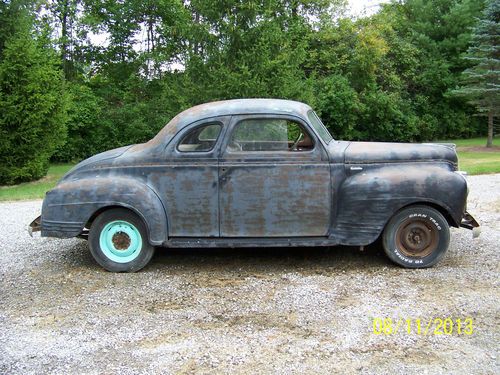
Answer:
451, 0, 499, 147
0, 0, 494, 181
0, 3, 68, 184
314, 74, 361, 140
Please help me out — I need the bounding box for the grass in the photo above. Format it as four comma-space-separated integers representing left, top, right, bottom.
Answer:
457, 151, 500, 175
437, 137, 500, 175
0, 137, 498, 201
0, 164, 75, 201
439, 137, 489, 147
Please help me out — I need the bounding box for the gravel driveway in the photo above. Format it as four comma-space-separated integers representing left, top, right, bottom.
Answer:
1, 174, 499, 374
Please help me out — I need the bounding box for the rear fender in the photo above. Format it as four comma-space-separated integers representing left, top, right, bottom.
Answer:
41, 177, 168, 245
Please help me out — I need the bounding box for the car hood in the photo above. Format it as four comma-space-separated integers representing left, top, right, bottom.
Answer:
344, 142, 458, 165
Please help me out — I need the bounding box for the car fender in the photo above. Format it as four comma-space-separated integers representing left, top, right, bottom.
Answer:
333, 163, 467, 245
41, 177, 168, 245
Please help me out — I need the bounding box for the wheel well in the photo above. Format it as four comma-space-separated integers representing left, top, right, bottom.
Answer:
85, 205, 139, 229
84, 205, 160, 246
398, 202, 458, 228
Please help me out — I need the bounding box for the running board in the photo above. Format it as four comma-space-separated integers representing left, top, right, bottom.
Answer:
164, 237, 339, 248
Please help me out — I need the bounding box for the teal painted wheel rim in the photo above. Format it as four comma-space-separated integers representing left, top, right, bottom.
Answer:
99, 220, 142, 263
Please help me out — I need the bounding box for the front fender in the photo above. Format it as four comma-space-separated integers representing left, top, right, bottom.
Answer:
334, 163, 467, 245
41, 177, 168, 246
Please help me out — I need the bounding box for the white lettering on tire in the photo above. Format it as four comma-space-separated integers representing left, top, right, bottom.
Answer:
409, 213, 427, 219
409, 212, 442, 230
429, 216, 442, 230
394, 249, 413, 263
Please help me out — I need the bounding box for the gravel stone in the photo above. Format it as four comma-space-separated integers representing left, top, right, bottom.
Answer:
0, 174, 499, 374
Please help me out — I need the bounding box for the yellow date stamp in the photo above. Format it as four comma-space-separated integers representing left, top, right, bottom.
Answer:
372, 317, 474, 336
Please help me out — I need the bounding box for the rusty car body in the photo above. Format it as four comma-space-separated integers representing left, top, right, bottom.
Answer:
29, 99, 480, 272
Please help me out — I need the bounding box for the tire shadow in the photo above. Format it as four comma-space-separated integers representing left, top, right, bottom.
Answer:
63, 238, 393, 274
149, 241, 392, 274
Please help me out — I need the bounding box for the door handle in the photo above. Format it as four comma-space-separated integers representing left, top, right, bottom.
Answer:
350, 166, 363, 171
220, 167, 228, 182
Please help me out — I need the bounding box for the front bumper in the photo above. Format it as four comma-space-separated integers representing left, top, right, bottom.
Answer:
460, 211, 480, 238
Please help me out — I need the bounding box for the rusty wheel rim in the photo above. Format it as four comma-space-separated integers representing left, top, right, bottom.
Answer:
112, 232, 131, 250
395, 219, 438, 258
99, 220, 142, 263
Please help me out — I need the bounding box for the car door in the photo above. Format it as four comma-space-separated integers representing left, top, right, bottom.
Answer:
219, 114, 331, 237
155, 117, 228, 237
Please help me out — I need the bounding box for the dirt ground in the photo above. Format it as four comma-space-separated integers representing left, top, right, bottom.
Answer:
1, 174, 499, 374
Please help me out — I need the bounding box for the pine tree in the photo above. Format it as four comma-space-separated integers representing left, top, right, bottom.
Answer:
0, 5, 68, 184
453, 0, 499, 147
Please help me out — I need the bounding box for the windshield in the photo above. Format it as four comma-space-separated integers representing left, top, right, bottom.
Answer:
307, 110, 333, 144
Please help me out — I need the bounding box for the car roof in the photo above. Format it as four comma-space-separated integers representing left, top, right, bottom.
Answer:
148, 99, 313, 148
177, 99, 312, 123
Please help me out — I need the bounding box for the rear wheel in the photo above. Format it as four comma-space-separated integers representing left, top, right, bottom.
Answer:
89, 208, 154, 272
382, 205, 450, 268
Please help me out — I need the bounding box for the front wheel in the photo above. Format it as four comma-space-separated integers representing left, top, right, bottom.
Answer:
382, 205, 450, 268
89, 208, 155, 272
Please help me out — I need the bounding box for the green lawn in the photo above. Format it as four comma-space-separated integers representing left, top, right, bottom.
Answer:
0, 164, 75, 201
439, 137, 490, 147
457, 151, 500, 175
0, 137, 498, 201
437, 137, 500, 175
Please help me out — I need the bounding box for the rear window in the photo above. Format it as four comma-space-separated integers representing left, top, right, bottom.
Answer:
178, 123, 222, 152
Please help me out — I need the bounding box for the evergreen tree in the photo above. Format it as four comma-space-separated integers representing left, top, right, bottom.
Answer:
0, 5, 68, 184
453, 0, 499, 147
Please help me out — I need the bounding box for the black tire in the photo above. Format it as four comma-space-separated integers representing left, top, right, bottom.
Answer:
382, 205, 450, 268
89, 208, 155, 272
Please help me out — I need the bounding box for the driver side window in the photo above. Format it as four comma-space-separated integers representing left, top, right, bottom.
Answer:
228, 118, 314, 152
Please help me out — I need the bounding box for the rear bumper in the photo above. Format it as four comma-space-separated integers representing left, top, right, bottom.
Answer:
28, 215, 88, 240
460, 211, 480, 238
28, 215, 41, 237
